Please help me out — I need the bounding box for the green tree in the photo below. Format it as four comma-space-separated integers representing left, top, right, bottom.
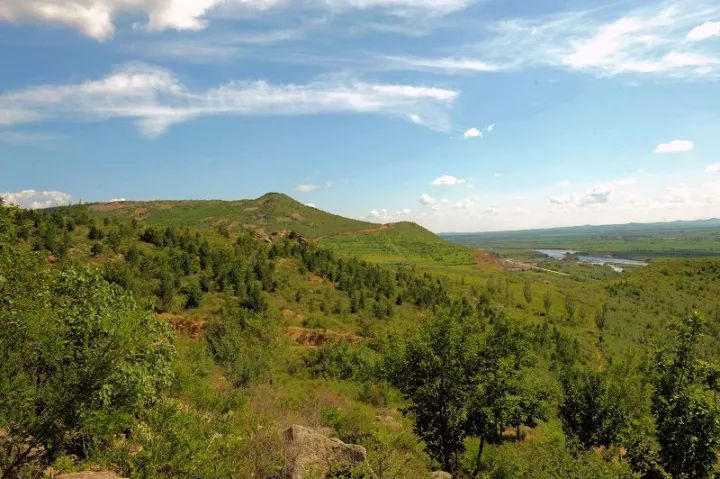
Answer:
390, 312, 476, 472
558, 368, 629, 449
652, 312, 720, 479
185, 282, 203, 309
543, 291, 552, 315
0, 251, 174, 476
523, 280, 533, 305
466, 318, 549, 475
565, 295, 576, 321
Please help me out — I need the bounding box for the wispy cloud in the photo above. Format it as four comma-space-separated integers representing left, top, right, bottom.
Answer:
0, 130, 59, 145
394, 0, 720, 79
385, 55, 501, 73
0, 63, 459, 137
295, 181, 332, 193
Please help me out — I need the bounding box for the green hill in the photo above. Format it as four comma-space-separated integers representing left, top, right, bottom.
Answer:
78, 193, 475, 266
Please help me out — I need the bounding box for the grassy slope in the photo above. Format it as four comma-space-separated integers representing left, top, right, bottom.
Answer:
81, 193, 475, 266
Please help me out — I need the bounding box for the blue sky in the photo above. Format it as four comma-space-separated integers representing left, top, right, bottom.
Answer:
1, 0, 720, 232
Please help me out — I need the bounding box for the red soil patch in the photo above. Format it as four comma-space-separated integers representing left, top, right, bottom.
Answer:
158, 313, 207, 338
474, 251, 505, 271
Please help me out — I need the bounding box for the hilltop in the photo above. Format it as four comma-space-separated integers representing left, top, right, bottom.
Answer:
77, 193, 476, 266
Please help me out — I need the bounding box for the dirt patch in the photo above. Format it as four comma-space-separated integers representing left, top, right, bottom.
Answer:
153, 201, 175, 210
158, 313, 207, 338
89, 202, 130, 212
290, 212, 305, 221
244, 207, 259, 212
307, 273, 324, 284
286, 327, 361, 347
474, 251, 505, 271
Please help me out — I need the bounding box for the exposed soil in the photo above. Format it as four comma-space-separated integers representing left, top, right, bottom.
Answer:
159, 313, 207, 338
286, 327, 361, 347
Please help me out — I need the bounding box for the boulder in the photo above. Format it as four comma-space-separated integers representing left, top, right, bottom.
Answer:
283, 425, 368, 479
431, 472, 452, 479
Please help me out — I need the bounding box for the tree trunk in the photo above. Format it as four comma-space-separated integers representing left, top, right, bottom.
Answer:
473, 435, 485, 478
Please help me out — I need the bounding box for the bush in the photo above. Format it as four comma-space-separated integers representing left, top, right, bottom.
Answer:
0, 252, 174, 475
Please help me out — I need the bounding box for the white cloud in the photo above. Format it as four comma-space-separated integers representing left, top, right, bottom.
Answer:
463, 127, 481, 138
432, 175, 467, 186
484, 206, 499, 216
0, 0, 474, 40
1, 189, 72, 209
654, 139, 695, 153
368, 207, 412, 222
455, 197, 475, 209
705, 163, 720, 173
305, 203, 317, 208
549, 177, 637, 208
663, 183, 692, 204
486, 123, 495, 132
558, 179, 571, 187
109, 197, 127, 202
687, 21, 720, 42
419, 193, 438, 205
0, 63, 458, 137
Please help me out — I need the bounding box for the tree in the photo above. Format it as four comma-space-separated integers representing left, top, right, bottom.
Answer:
652, 312, 720, 479
564, 295, 576, 321
389, 312, 476, 472
466, 318, 549, 476
158, 273, 176, 310
543, 291, 552, 315
558, 368, 628, 449
0, 253, 174, 476
185, 282, 203, 309
523, 280, 533, 305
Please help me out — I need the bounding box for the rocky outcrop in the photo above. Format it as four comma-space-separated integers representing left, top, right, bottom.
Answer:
283, 425, 368, 479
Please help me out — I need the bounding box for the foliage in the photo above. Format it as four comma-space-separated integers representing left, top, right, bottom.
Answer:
558, 368, 629, 449
0, 249, 174, 476
652, 313, 720, 479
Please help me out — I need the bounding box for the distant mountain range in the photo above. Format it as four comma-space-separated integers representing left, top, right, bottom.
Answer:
441, 218, 720, 239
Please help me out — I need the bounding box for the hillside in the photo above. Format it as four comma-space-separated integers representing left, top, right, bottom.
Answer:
4, 199, 720, 478
78, 193, 475, 266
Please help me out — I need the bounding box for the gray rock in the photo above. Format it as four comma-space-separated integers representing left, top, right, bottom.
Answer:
283, 424, 368, 479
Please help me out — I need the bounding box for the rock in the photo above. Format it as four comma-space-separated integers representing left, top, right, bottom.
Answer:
283, 425, 368, 479
56, 472, 125, 479
431, 472, 452, 479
